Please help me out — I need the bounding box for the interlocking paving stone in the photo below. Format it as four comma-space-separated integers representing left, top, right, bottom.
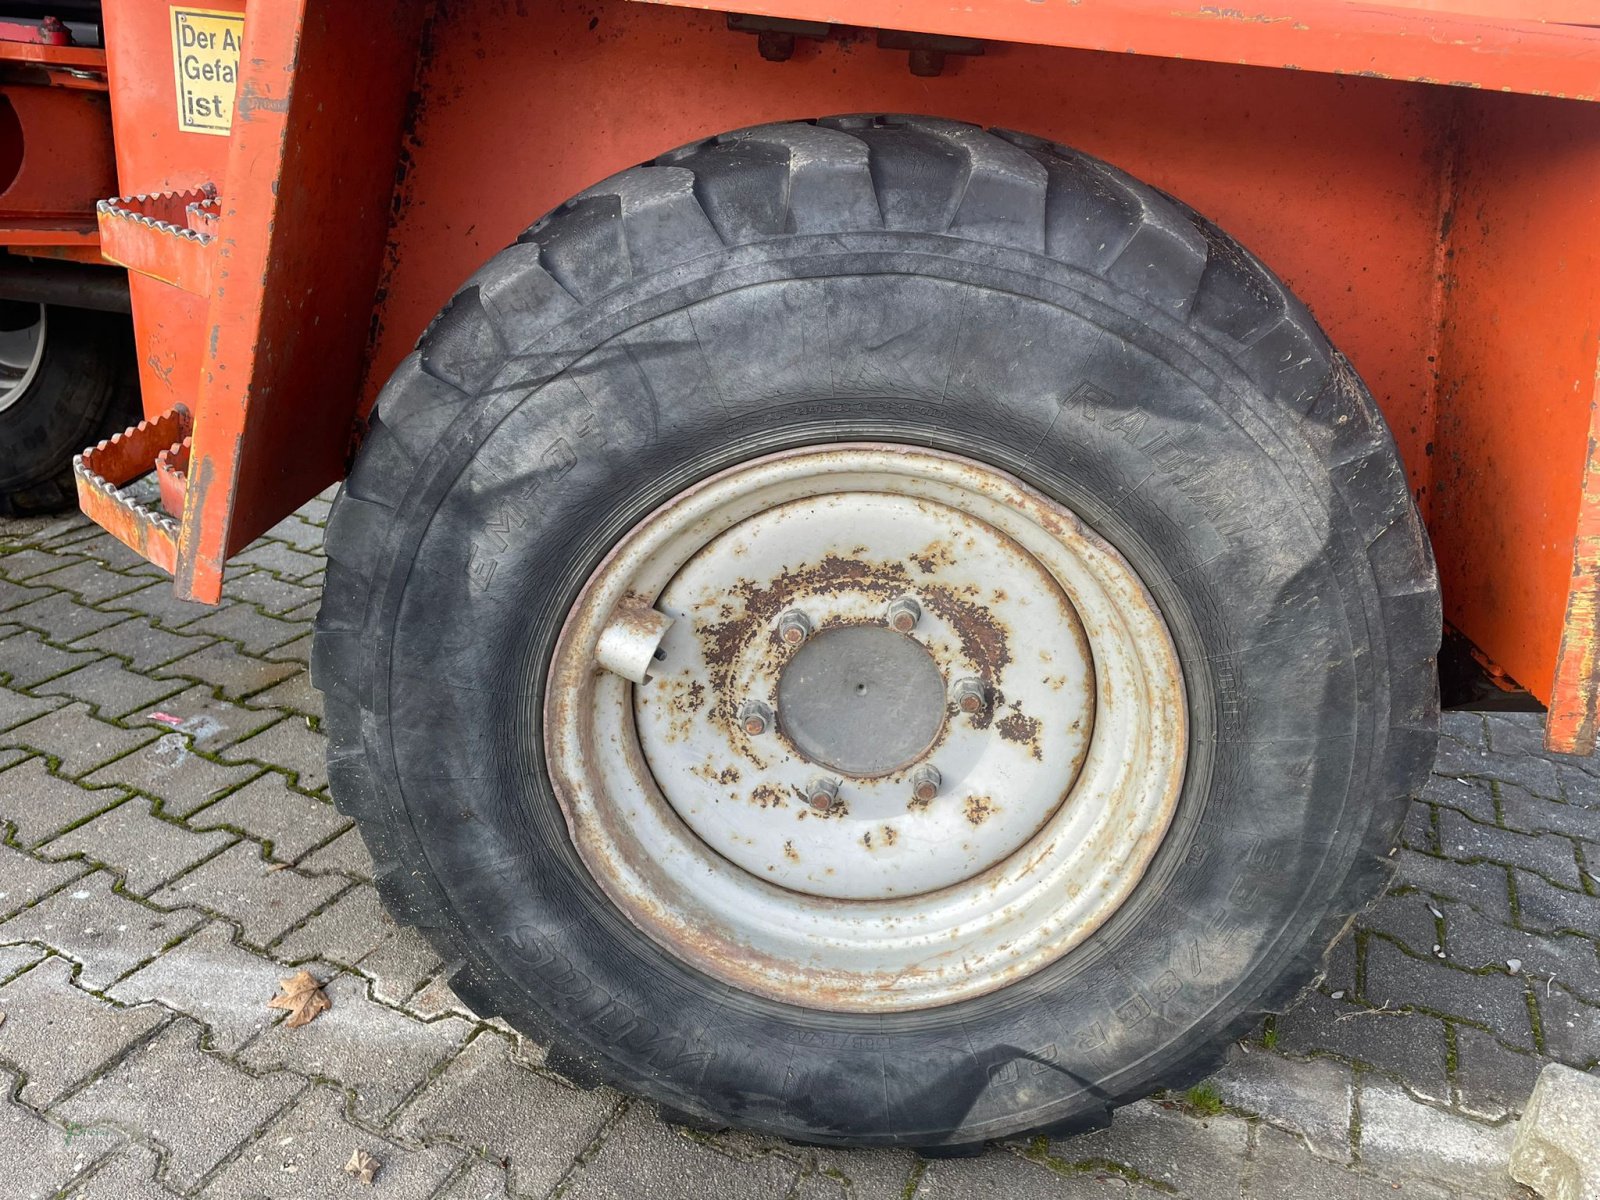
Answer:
1392, 850, 1514, 924
220, 569, 322, 617
352, 925, 443, 1007
153, 640, 301, 700
5, 593, 129, 643
74, 615, 211, 672
1273, 989, 1451, 1102
1207, 1045, 1352, 1161
81, 730, 261, 817
261, 517, 327, 555
181, 604, 309, 657
54, 1018, 303, 1193
1, 1068, 123, 1200
918, 1154, 1142, 1198
1436, 807, 1584, 890
129, 682, 280, 749
27, 561, 149, 605
230, 539, 323, 581
103, 580, 220, 632
239, 972, 472, 1123
64, 1142, 181, 1200
109, 920, 284, 1052
0, 942, 48, 980
394, 1032, 618, 1199
149, 842, 347, 947
33, 658, 187, 721
0, 629, 102, 689
802, 1146, 919, 1200
294, 826, 374, 880
40, 796, 234, 898
187, 772, 348, 863
248, 670, 324, 720
0, 547, 85, 581
1450, 1024, 1547, 1120
0, 756, 123, 847
1496, 781, 1600, 844
1510, 867, 1600, 939
1537, 983, 1600, 1067
1422, 772, 1499, 824
1440, 898, 1600, 1004
563, 1102, 801, 1200
0, 841, 88, 915
435, 1157, 519, 1199
1363, 935, 1535, 1048
0, 871, 204, 991
224, 716, 329, 792
1049, 1099, 1249, 1198
199, 1084, 464, 1200
1, 701, 158, 778
275, 884, 409, 968
0, 682, 62, 730
1362, 890, 1443, 958
0, 957, 167, 1107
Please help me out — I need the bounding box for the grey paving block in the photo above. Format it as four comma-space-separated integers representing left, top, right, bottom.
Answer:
1465, 752, 1562, 802
353, 925, 442, 1007
154, 640, 300, 700
102, 580, 219, 632
65, 1142, 182, 1200
0, 871, 203, 990
248, 670, 324, 721
1362, 890, 1443, 958
221, 569, 321, 617
0, 1069, 123, 1200
81, 731, 260, 818
1437, 808, 1583, 890
33, 658, 186, 721
1451, 1025, 1546, 1120
0, 744, 29, 770
1049, 1099, 1248, 1197
138, 683, 280, 750
1421, 773, 1499, 824
0, 629, 101, 689
0, 578, 58, 613
109, 921, 282, 1052
394, 1032, 618, 1198
239, 972, 472, 1123
54, 1018, 302, 1192
40, 796, 234, 898
1393, 850, 1514, 924
199, 1084, 463, 1200
269, 632, 312, 668
75, 616, 212, 672
0, 756, 123, 847
1401, 801, 1435, 854
801, 1146, 919, 1200
405, 975, 475, 1023
262, 518, 326, 555
435, 1157, 517, 1199
1537, 984, 1600, 1068
0, 547, 85, 581
1482, 712, 1553, 759
1, 702, 158, 778
1512, 867, 1600, 940
187, 772, 348, 862
57, 530, 169, 578
28, 561, 149, 605
1317, 928, 1358, 996
0, 957, 167, 1107
0, 942, 47, 980
1274, 989, 1450, 1102
1358, 1080, 1516, 1191
1363, 936, 1535, 1048
224, 716, 328, 793
179, 605, 307, 658
5, 594, 128, 643
149, 842, 346, 947
275, 884, 406, 968
295, 827, 373, 881
1244, 1125, 1364, 1200
1440, 898, 1600, 1004
1206, 1045, 1352, 1161
564, 1102, 800, 1200
231, 540, 323, 581
0, 683, 62, 731
1499, 782, 1600, 845
0, 841, 88, 915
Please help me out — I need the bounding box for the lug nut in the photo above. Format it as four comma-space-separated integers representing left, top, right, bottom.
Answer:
806, 776, 841, 811
886, 596, 922, 633
738, 700, 772, 736
953, 677, 988, 715
911, 764, 941, 802
777, 610, 813, 646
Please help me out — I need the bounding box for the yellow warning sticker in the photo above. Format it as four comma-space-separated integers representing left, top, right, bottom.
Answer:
170, 7, 243, 136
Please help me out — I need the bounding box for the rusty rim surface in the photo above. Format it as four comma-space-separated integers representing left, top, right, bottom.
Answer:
544, 444, 1186, 1012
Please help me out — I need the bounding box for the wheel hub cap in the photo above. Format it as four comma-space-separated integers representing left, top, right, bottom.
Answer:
545, 444, 1186, 1011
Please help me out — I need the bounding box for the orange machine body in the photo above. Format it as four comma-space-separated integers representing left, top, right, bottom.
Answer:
5, 1, 1600, 749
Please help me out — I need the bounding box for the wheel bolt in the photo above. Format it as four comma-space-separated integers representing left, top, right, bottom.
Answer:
886, 596, 922, 633
806, 776, 841, 811
777, 610, 813, 646
738, 700, 772, 736
953, 677, 987, 715
911, 764, 941, 802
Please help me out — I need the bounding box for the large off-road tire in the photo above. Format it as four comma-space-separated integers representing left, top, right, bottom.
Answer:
0, 302, 139, 517
313, 116, 1440, 1149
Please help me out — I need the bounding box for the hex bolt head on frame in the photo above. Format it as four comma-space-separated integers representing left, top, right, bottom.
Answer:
777, 610, 813, 645
911, 764, 941, 802
738, 700, 772, 736
886, 596, 922, 633
806, 776, 841, 811
953, 677, 987, 715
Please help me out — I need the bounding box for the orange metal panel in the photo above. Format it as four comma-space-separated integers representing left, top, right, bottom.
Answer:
634, 0, 1600, 99
0, 84, 116, 240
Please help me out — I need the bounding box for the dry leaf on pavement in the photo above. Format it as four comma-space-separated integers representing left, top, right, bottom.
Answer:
267, 969, 331, 1027
345, 1148, 381, 1184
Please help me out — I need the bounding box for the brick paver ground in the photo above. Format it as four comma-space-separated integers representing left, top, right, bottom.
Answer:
3, 498, 1597, 1199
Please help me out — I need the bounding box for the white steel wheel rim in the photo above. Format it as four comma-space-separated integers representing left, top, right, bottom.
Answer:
544, 444, 1187, 1012
0, 303, 45, 414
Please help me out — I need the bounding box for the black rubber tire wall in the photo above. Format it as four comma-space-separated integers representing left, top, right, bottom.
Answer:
0, 305, 139, 517
313, 116, 1440, 1149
